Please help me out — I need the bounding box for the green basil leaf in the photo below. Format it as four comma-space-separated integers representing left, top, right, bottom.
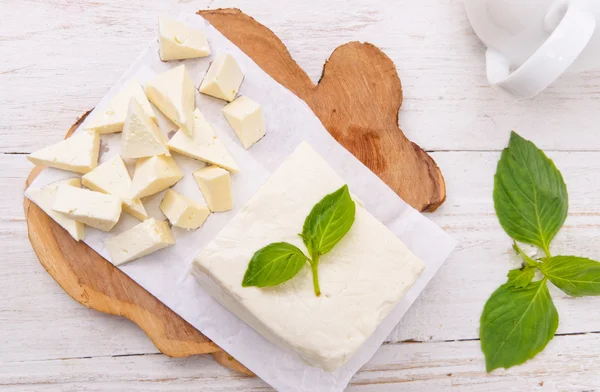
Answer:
540, 256, 600, 297
507, 266, 536, 288
480, 279, 558, 372
301, 184, 356, 258
493, 132, 568, 255
242, 242, 309, 288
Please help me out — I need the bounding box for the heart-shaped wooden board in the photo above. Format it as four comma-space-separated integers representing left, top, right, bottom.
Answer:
24, 8, 446, 376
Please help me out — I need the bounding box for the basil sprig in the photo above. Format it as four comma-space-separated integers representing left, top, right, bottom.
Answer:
242, 185, 356, 296
482, 131, 600, 372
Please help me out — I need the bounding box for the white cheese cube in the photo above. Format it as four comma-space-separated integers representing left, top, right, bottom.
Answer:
168, 109, 239, 172
199, 53, 244, 102
222, 96, 265, 149
121, 98, 170, 159
53, 185, 122, 232
105, 218, 175, 266
160, 189, 210, 230
129, 155, 183, 199
26, 178, 85, 241
158, 15, 210, 61
27, 130, 100, 174
82, 155, 148, 221
86, 79, 157, 134
146, 64, 195, 135
193, 166, 232, 212
192, 142, 425, 371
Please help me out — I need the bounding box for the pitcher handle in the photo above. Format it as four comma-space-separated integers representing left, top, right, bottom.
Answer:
486, 3, 596, 99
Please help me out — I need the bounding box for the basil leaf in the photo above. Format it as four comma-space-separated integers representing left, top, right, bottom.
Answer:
301, 185, 356, 258
540, 256, 600, 297
493, 132, 568, 255
242, 242, 309, 288
480, 279, 558, 372
507, 267, 535, 288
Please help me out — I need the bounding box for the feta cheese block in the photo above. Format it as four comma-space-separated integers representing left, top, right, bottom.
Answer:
146, 64, 195, 135
26, 178, 85, 241
192, 166, 232, 212
86, 79, 157, 134
82, 155, 148, 221
129, 155, 183, 199
105, 218, 175, 266
27, 130, 100, 174
53, 185, 122, 232
121, 98, 170, 159
168, 109, 239, 172
222, 96, 266, 149
199, 53, 244, 102
158, 15, 210, 61
160, 189, 210, 230
192, 142, 425, 371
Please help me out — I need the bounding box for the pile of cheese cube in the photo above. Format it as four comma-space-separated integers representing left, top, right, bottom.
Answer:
26, 16, 266, 266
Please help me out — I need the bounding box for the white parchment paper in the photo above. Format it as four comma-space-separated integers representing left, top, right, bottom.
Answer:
26, 13, 457, 392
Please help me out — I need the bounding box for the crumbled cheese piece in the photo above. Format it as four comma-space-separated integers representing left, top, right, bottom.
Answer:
158, 15, 210, 61
25, 178, 85, 241
222, 96, 266, 149
199, 53, 244, 102
129, 155, 183, 199
168, 109, 239, 172
121, 98, 169, 159
193, 165, 232, 212
53, 185, 122, 232
82, 155, 148, 221
160, 189, 210, 229
146, 64, 195, 135
27, 130, 100, 174
86, 79, 156, 134
105, 218, 175, 265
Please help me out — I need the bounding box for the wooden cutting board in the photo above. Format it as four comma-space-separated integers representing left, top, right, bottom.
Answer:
24, 8, 446, 376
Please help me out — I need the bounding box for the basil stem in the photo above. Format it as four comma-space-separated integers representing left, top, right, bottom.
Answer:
310, 255, 321, 296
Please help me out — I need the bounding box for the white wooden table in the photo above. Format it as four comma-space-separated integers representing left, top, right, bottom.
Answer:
2, 0, 600, 390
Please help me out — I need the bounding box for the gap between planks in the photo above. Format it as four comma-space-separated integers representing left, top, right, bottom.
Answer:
8, 149, 600, 156
3, 332, 600, 366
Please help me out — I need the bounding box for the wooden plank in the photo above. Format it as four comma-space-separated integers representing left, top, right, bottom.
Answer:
2, 334, 600, 391
350, 334, 600, 391
0, 219, 161, 362
3, 0, 600, 153
4, 149, 600, 363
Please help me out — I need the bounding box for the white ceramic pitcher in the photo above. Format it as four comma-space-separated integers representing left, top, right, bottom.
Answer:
465, 0, 600, 98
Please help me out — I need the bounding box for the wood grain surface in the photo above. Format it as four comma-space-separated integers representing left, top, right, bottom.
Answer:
6, 0, 600, 390
22, 7, 444, 377
201, 9, 445, 212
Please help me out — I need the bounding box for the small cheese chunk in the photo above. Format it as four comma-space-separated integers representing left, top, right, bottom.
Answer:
86, 79, 157, 134
168, 109, 239, 172
82, 155, 148, 221
199, 53, 244, 102
146, 65, 195, 135
105, 218, 175, 266
158, 16, 210, 61
160, 189, 210, 230
27, 130, 100, 174
193, 166, 232, 212
26, 178, 85, 241
129, 155, 183, 199
53, 185, 122, 232
121, 99, 169, 159
222, 96, 266, 149
192, 142, 425, 371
